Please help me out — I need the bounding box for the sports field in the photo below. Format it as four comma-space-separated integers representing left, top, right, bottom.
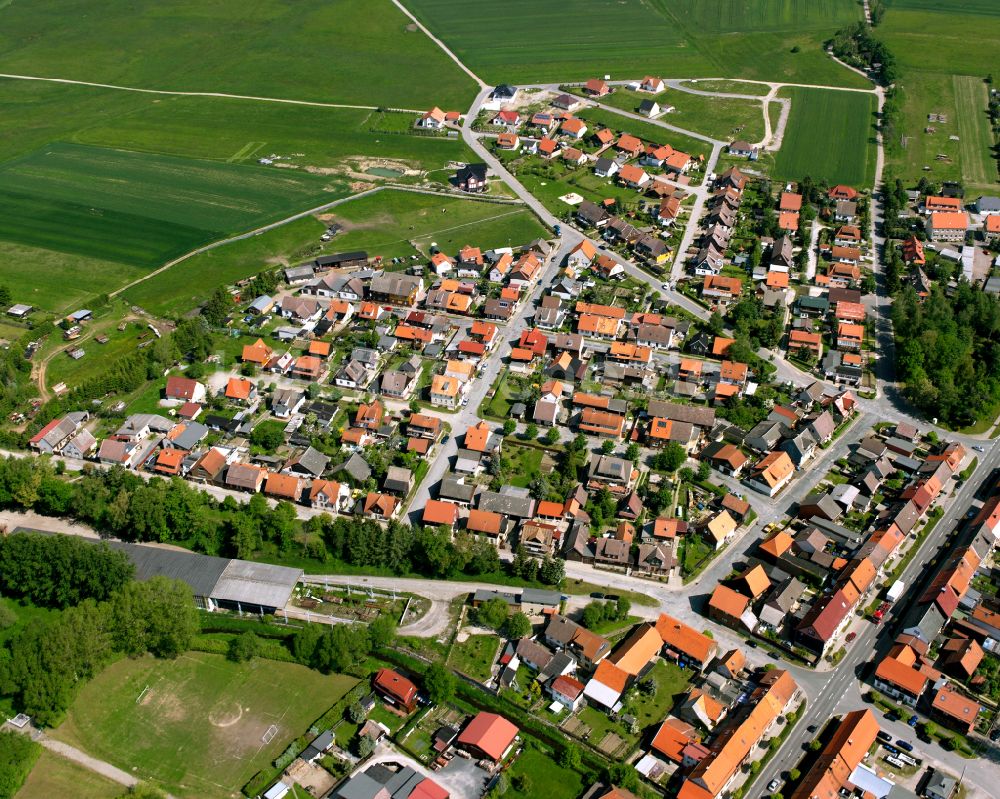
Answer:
404, 0, 869, 87
0, 0, 476, 109
0, 142, 346, 267
773, 87, 876, 186
599, 87, 766, 142
16, 749, 121, 799
53, 652, 357, 798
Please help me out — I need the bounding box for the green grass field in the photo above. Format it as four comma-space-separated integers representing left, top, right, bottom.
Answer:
0, 141, 346, 266
0, 0, 475, 109
574, 107, 712, 159
45, 322, 153, 392
600, 87, 766, 142
121, 216, 326, 317
952, 76, 997, 186
504, 748, 583, 799
122, 190, 547, 317
53, 652, 357, 798
773, 87, 876, 185
16, 750, 122, 799
680, 80, 773, 97
320, 190, 549, 259
0, 241, 145, 313
879, 1, 999, 189
404, 0, 868, 87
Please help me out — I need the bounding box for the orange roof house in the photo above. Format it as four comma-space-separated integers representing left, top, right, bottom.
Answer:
225, 377, 255, 401
651, 718, 700, 764
242, 338, 273, 365
308, 340, 332, 357
792, 709, 879, 799
265, 472, 303, 502
779, 192, 802, 212
656, 613, 718, 670
457, 712, 519, 762
467, 509, 504, 537
608, 623, 663, 676
711, 337, 734, 357
423, 499, 459, 527
464, 421, 493, 452
778, 211, 799, 232
153, 448, 185, 476
766, 270, 789, 289
759, 531, 794, 560
616, 134, 643, 156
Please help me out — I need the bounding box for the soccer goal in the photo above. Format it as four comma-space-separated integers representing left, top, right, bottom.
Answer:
262, 724, 279, 744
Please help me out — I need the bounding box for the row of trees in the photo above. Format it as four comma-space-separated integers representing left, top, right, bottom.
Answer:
0, 533, 133, 609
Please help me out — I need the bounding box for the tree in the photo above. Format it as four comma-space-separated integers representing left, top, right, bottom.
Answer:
474, 597, 510, 630
524, 423, 538, 440
424, 661, 456, 705
559, 743, 582, 770
652, 442, 686, 472
347, 701, 367, 723
582, 601, 605, 629
227, 632, 260, 663
250, 420, 286, 451
789, 768, 801, 781
538, 556, 565, 586
502, 419, 517, 435
605, 763, 640, 791
616, 596, 631, 620
369, 614, 397, 648
543, 426, 560, 445
625, 443, 640, 463
697, 460, 711, 481
201, 286, 232, 326
355, 734, 375, 758
600, 440, 615, 455
503, 612, 532, 639
122, 785, 168, 799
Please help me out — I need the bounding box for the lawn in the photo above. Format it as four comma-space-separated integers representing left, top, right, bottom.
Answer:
879, 1, 1000, 188
504, 747, 583, 799
504, 442, 545, 489
121, 215, 326, 317
52, 651, 358, 798
447, 634, 498, 682
622, 660, 690, 733
772, 87, 876, 186
317, 189, 549, 261
0, 141, 346, 267
952, 76, 997, 187
600, 87, 766, 143
0, 0, 476, 109
574, 107, 712, 160
0, 241, 146, 313
15, 750, 121, 799
679, 80, 772, 97
45, 321, 154, 393
403, 0, 868, 88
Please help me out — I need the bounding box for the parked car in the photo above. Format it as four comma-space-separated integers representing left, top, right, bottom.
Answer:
767, 779, 780, 792
846, 632, 857, 642
908, 716, 918, 728
896, 740, 914, 752
877, 730, 893, 743
989, 728, 999, 742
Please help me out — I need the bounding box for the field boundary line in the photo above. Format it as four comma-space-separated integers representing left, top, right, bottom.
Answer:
389, 0, 486, 89
111, 185, 526, 300
0, 73, 426, 113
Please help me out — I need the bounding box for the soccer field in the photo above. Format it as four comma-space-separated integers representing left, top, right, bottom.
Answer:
0, 142, 346, 267
773, 87, 876, 186
53, 652, 358, 798
952, 76, 997, 187
403, 0, 869, 87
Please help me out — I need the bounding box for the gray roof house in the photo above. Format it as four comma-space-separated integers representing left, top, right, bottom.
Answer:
477, 489, 535, 518
285, 446, 329, 478
336, 453, 372, 484
383, 466, 413, 495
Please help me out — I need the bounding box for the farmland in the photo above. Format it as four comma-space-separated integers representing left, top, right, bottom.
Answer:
53, 652, 357, 798
879, 1, 999, 189
0, 0, 476, 109
599, 87, 766, 142
0, 142, 347, 268
772, 87, 876, 186
404, 0, 869, 87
